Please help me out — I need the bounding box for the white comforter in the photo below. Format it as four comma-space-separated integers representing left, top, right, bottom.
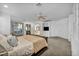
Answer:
8, 39, 33, 56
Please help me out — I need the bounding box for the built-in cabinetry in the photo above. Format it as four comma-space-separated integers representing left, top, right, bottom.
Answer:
42, 22, 50, 37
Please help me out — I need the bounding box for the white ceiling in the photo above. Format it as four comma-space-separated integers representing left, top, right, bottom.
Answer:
0, 3, 73, 22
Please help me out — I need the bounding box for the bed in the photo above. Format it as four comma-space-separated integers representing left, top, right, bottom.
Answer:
17, 35, 48, 54
0, 34, 48, 56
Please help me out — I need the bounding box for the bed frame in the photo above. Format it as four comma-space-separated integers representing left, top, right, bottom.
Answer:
32, 47, 48, 56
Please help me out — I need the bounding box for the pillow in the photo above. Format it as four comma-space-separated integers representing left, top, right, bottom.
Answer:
7, 35, 18, 47
0, 34, 13, 51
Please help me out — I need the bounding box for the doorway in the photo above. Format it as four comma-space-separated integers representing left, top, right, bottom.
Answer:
25, 24, 31, 35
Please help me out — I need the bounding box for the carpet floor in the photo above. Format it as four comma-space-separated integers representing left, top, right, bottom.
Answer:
41, 37, 71, 56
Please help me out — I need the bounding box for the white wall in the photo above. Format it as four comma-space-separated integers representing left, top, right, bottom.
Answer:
71, 4, 79, 56
68, 14, 74, 41
41, 18, 69, 39
0, 13, 10, 35
49, 18, 69, 39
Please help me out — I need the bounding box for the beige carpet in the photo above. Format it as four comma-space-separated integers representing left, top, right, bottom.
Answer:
41, 37, 71, 56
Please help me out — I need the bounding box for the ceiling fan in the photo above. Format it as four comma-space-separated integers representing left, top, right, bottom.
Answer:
37, 12, 47, 20
36, 3, 47, 20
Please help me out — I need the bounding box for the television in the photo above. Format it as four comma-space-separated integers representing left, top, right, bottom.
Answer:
43, 27, 49, 31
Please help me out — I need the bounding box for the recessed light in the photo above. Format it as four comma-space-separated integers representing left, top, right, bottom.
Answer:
3, 5, 8, 8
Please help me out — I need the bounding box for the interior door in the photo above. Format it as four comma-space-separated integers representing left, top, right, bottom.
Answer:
25, 24, 31, 35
